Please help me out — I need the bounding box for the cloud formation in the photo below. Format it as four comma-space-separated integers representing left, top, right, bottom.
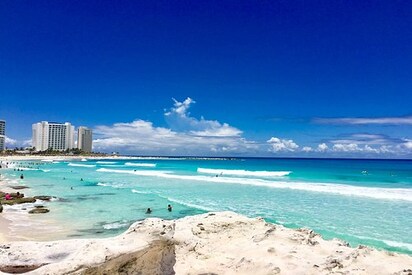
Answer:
267, 137, 299, 152
313, 116, 412, 125
93, 98, 256, 155
165, 97, 242, 137
90, 98, 411, 157
5, 136, 17, 146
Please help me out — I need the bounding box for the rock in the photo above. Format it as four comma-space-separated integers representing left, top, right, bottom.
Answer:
34, 196, 54, 201
8, 185, 30, 190
324, 258, 343, 270
29, 208, 50, 214
0, 264, 47, 273
1, 197, 36, 205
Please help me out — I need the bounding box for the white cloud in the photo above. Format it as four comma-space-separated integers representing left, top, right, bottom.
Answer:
302, 146, 313, 152
165, 97, 242, 137
401, 139, 412, 150
93, 99, 257, 155
331, 143, 396, 154
22, 139, 32, 146
313, 116, 412, 125
5, 136, 17, 146
267, 137, 299, 152
317, 143, 328, 152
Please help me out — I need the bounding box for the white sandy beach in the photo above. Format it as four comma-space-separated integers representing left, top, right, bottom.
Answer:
0, 212, 411, 274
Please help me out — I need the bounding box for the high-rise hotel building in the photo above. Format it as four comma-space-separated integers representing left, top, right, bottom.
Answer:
32, 121, 75, 151
77, 126, 93, 152
0, 120, 5, 151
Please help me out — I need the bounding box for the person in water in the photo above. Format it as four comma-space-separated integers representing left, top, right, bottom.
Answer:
146, 208, 152, 214
20, 174, 24, 179
167, 204, 172, 212
80, 178, 83, 181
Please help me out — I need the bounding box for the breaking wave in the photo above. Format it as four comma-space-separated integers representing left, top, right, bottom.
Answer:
68, 163, 96, 168
197, 167, 291, 177
125, 162, 157, 167
131, 189, 152, 194
97, 168, 412, 202
102, 221, 130, 230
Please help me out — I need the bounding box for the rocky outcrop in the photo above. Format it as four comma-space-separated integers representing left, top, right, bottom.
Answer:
0, 212, 411, 275
28, 208, 50, 214
79, 240, 176, 275
1, 197, 36, 205
33, 196, 54, 201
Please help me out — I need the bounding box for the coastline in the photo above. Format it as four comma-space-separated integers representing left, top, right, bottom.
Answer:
0, 211, 411, 274
1, 156, 412, 273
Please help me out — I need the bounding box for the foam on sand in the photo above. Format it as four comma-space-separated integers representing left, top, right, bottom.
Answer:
97, 168, 412, 202
68, 163, 96, 168
197, 167, 291, 177
102, 221, 130, 230
125, 162, 157, 167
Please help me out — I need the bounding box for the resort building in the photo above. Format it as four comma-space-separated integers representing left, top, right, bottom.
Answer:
32, 121, 75, 151
77, 126, 93, 152
0, 120, 5, 151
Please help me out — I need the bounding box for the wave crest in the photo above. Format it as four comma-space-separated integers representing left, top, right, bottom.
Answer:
68, 163, 96, 168
197, 167, 291, 177
125, 162, 156, 167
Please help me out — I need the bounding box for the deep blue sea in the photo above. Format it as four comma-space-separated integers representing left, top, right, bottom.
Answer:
1, 157, 411, 254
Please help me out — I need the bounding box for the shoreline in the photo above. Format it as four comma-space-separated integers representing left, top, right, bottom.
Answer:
1, 156, 411, 273
0, 211, 411, 274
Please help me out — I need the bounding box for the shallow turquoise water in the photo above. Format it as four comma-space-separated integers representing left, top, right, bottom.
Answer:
1, 157, 411, 254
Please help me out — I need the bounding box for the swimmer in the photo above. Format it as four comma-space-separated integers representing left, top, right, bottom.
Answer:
146, 208, 152, 214
167, 204, 172, 212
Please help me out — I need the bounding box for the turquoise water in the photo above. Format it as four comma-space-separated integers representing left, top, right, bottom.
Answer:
1, 157, 411, 254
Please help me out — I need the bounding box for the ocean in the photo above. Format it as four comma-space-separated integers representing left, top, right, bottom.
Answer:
1, 157, 411, 254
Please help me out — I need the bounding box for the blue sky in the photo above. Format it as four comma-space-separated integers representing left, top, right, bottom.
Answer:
1, 0, 411, 157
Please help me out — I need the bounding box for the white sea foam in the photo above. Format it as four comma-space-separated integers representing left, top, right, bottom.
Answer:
97, 168, 171, 177
96, 161, 118, 164
131, 189, 152, 194
41, 169, 51, 172
352, 234, 412, 251
81, 158, 88, 162
382, 240, 412, 251
97, 182, 111, 187
17, 168, 37, 171
103, 221, 129, 230
125, 162, 157, 167
68, 163, 96, 168
97, 168, 412, 202
197, 167, 291, 177
157, 195, 215, 212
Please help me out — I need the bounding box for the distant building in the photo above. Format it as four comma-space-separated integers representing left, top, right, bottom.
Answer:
77, 126, 93, 152
0, 120, 5, 151
32, 121, 75, 151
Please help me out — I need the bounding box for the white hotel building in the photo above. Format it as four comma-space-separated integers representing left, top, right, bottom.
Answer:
0, 120, 5, 151
77, 126, 93, 152
32, 121, 75, 151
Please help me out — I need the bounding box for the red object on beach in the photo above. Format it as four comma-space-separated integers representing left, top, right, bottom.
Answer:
5, 193, 11, 200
